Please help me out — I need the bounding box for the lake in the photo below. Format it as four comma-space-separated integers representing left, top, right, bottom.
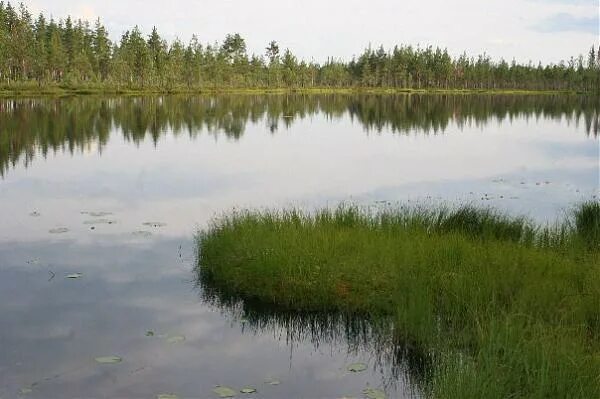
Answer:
0, 94, 598, 399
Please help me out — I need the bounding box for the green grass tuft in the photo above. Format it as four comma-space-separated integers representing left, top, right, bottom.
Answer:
196, 203, 600, 398
573, 201, 600, 250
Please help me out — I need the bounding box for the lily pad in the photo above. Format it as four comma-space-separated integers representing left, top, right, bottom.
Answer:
157, 394, 179, 399
132, 230, 153, 238
362, 388, 386, 399
213, 386, 236, 398
81, 211, 113, 217
166, 334, 186, 344
347, 362, 367, 372
83, 219, 117, 225
49, 227, 69, 234
142, 222, 167, 228
65, 273, 83, 279
94, 356, 122, 364
240, 387, 256, 394
264, 378, 280, 386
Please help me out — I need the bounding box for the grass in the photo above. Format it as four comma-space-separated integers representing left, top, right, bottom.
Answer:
197, 202, 600, 398
0, 83, 583, 97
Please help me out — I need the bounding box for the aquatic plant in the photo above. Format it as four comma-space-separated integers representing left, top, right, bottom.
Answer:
196, 202, 600, 398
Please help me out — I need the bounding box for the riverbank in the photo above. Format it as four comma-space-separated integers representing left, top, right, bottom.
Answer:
197, 203, 600, 398
0, 84, 586, 97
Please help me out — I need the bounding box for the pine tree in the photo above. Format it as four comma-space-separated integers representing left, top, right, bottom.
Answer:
93, 18, 111, 81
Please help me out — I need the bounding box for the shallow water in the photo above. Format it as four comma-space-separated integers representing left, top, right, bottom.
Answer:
0, 94, 598, 398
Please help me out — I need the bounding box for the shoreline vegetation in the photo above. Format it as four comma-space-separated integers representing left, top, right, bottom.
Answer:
0, 85, 590, 97
197, 202, 600, 398
1, 3, 599, 95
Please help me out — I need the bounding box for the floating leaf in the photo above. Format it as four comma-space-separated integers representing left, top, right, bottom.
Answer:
83, 219, 117, 225
90, 212, 113, 217
65, 273, 83, 279
157, 394, 179, 399
81, 211, 113, 217
362, 388, 386, 399
49, 227, 69, 234
132, 230, 153, 238
213, 386, 236, 398
240, 387, 256, 394
264, 378, 280, 386
347, 362, 367, 372
94, 356, 122, 364
166, 334, 185, 344
142, 222, 167, 228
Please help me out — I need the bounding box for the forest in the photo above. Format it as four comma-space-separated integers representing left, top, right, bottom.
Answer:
0, 2, 598, 92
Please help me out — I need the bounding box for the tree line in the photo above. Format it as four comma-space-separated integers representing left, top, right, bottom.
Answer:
0, 2, 598, 91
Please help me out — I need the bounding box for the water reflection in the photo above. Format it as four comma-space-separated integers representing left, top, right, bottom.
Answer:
1, 94, 597, 177
0, 93, 597, 398
0, 236, 416, 398
198, 267, 431, 397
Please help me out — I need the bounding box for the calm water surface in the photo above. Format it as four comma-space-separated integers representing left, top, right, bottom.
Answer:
0, 94, 598, 398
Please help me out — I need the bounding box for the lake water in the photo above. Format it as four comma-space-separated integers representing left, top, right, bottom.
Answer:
0, 94, 598, 399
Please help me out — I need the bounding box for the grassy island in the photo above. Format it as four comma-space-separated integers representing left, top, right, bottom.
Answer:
197, 202, 600, 398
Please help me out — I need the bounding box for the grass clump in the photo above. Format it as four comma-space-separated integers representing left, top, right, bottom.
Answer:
572, 201, 600, 250
197, 203, 600, 398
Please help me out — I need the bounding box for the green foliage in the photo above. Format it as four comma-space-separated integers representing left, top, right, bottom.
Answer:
0, 2, 597, 91
572, 201, 600, 250
197, 203, 600, 398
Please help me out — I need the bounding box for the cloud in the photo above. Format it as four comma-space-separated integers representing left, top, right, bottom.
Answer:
18, 0, 599, 65
534, 13, 599, 34
535, 0, 597, 4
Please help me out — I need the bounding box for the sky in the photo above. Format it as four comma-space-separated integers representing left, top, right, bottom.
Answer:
23, 0, 599, 65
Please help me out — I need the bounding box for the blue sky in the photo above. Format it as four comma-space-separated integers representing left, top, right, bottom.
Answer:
24, 0, 599, 64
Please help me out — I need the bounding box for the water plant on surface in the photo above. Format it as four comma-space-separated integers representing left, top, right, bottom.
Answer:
213, 386, 236, 398
347, 363, 368, 372
48, 227, 69, 234
196, 202, 600, 399
94, 356, 122, 364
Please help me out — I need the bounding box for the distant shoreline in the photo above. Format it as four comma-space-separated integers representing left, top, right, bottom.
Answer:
0, 86, 587, 97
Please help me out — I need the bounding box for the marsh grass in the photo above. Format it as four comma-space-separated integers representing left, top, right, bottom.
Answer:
572, 201, 600, 250
0, 83, 581, 98
197, 203, 600, 398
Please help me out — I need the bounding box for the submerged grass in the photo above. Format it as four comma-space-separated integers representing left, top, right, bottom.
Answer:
197, 203, 600, 398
